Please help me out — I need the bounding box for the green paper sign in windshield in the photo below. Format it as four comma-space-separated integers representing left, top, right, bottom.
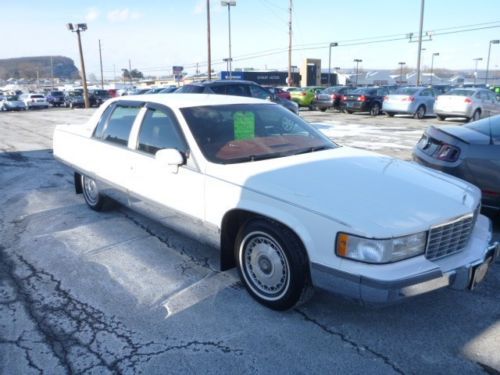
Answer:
233, 111, 255, 140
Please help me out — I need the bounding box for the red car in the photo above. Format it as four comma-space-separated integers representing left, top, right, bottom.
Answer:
264, 86, 291, 101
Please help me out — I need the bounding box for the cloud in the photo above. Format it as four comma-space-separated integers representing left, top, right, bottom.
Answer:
85, 7, 100, 22
107, 8, 142, 22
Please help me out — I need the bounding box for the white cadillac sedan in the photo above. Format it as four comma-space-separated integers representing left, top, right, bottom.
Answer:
53, 94, 498, 310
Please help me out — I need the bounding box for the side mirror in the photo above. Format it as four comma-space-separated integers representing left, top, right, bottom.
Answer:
155, 148, 184, 173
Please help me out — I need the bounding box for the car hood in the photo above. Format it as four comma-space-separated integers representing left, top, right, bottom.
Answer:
206, 147, 480, 237
433, 125, 491, 145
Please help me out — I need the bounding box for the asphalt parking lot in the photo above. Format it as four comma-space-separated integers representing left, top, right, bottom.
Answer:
1, 107, 499, 374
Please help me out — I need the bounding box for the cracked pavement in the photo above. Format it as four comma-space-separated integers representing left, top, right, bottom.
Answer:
0, 108, 499, 374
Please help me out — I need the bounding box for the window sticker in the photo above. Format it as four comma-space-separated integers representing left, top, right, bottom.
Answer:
233, 111, 255, 140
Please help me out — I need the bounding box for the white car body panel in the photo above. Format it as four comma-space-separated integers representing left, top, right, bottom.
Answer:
53, 94, 498, 305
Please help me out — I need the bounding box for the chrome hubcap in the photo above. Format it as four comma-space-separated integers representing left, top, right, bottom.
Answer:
240, 231, 290, 301
83, 176, 99, 204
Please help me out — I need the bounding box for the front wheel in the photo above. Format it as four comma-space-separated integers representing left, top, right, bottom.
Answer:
385, 111, 395, 117
81, 175, 107, 211
235, 219, 311, 310
437, 115, 446, 121
346, 110, 353, 114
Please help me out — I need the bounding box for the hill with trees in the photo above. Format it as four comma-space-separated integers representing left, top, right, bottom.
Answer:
0, 56, 79, 80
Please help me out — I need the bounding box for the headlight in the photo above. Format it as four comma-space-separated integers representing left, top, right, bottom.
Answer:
336, 232, 427, 263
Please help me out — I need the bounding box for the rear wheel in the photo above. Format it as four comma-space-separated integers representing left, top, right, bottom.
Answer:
81, 175, 107, 211
414, 105, 426, 119
471, 109, 481, 122
346, 110, 353, 114
385, 112, 395, 117
320, 108, 327, 112
235, 219, 311, 310
370, 103, 381, 116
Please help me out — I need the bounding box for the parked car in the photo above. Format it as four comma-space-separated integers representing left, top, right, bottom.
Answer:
315, 86, 353, 112
144, 87, 166, 95
383, 87, 436, 119
264, 86, 291, 101
88, 89, 112, 107
46, 91, 65, 107
176, 80, 299, 114
413, 115, 500, 210
64, 91, 85, 108
343, 87, 389, 115
0, 95, 26, 111
434, 88, 500, 122
53, 94, 498, 310
290, 86, 323, 110
158, 86, 178, 94
20, 93, 49, 110
430, 85, 453, 95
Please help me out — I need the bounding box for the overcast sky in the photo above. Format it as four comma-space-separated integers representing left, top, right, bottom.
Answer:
2, 0, 500, 78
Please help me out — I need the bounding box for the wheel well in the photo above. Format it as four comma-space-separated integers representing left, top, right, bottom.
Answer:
74, 172, 83, 194
219, 209, 309, 272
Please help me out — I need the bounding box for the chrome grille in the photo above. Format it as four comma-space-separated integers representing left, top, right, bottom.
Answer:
425, 213, 476, 260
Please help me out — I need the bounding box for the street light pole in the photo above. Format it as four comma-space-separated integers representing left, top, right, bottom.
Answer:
485, 40, 500, 86
99, 39, 104, 89
221, 1, 236, 79
353, 59, 362, 87
416, 0, 425, 86
328, 42, 338, 86
67, 23, 90, 108
430, 52, 439, 86
473, 57, 483, 86
398, 62, 406, 85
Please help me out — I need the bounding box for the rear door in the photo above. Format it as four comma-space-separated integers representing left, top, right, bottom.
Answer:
90, 100, 144, 200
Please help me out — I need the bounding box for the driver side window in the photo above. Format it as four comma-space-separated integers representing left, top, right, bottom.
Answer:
137, 107, 187, 155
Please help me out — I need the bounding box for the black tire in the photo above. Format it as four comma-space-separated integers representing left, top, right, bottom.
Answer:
437, 115, 446, 121
346, 110, 353, 114
370, 103, 381, 116
81, 175, 107, 211
385, 112, 395, 117
235, 219, 311, 310
320, 108, 327, 112
471, 109, 481, 122
414, 105, 426, 119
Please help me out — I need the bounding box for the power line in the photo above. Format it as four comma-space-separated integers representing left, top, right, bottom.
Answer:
106, 21, 500, 73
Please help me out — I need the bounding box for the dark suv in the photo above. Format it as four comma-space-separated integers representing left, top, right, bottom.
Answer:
176, 80, 299, 114
46, 91, 65, 107
342, 87, 389, 116
88, 89, 111, 107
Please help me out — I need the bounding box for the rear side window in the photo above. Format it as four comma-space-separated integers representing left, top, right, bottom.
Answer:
95, 104, 141, 146
137, 107, 187, 155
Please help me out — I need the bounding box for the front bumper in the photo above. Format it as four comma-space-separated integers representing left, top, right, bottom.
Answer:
311, 215, 498, 304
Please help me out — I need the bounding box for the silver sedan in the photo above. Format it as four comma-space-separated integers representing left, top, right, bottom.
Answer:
382, 87, 436, 119
434, 88, 500, 122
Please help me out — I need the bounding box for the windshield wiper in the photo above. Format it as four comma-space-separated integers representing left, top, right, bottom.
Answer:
292, 145, 332, 155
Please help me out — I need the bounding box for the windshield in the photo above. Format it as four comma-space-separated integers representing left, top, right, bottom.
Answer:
181, 104, 336, 164
395, 87, 418, 95
68, 92, 82, 97
447, 89, 475, 97
6, 95, 19, 101
50, 91, 63, 96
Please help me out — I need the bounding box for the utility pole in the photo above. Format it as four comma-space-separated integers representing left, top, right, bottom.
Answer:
416, 0, 425, 86
207, 0, 212, 81
287, 0, 292, 86
50, 56, 54, 89
99, 39, 104, 89
128, 59, 132, 85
